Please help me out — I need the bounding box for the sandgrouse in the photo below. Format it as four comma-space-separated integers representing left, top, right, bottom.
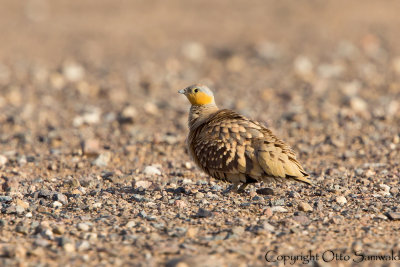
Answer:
179, 84, 311, 193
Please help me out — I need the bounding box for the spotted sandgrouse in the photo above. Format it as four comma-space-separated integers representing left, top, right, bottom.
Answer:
179, 84, 311, 192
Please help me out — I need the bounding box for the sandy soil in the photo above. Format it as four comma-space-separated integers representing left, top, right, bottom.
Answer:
0, 1, 399, 266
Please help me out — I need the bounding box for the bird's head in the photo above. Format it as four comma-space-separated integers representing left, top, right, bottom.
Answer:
178, 84, 215, 106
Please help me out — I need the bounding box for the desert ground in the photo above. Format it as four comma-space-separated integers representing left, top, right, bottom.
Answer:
0, 1, 399, 266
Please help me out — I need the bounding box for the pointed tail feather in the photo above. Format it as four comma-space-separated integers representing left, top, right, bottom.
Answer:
293, 175, 312, 185
287, 173, 312, 185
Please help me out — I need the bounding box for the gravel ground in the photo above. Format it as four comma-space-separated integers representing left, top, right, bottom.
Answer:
0, 1, 400, 266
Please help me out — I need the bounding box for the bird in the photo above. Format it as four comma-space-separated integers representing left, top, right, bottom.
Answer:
178, 84, 311, 193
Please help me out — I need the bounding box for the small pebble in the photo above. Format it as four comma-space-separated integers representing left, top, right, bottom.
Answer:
271, 199, 285, 206
16, 199, 29, 209
125, 221, 136, 228
263, 207, 273, 217
256, 188, 274, 195
143, 165, 161, 176
119, 106, 137, 124
186, 228, 198, 238
138, 210, 147, 218
174, 200, 187, 209
53, 193, 68, 204
34, 238, 50, 247
144, 102, 159, 115
63, 62, 85, 82
53, 225, 65, 235
195, 192, 204, 199
390, 187, 399, 195
76, 241, 90, 251
77, 223, 90, 231
135, 180, 152, 189
92, 152, 111, 167
184, 162, 192, 169
294, 55, 313, 78
196, 208, 213, 218
262, 222, 275, 232
336, 196, 347, 205
379, 184, 390, 193
232, 226, 245, 235
63, 243, 75, 253
0, 155, 7, 166
298, 202, 313, 212
271, 206, 288, 213
52, 201, 62, 208
0, 196, 12, 202
82, 139, 101, 156
15, 205, 25, 214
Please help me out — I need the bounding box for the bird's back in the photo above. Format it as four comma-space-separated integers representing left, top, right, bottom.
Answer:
188, 109, 311, 185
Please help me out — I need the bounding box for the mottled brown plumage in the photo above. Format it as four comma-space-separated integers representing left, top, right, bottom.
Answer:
179, 84, 311, 192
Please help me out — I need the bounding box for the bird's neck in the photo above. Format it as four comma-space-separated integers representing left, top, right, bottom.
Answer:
189, 103, 219, 129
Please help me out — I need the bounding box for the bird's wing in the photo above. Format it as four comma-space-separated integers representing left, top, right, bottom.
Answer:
190, 109, 311, 184
190, 110, 264, 182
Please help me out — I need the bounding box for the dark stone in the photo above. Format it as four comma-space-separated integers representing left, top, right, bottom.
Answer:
195, 208, 213, 218
37, 190, 54, 199
256, 188, 274, 195
0, 196, 12, 202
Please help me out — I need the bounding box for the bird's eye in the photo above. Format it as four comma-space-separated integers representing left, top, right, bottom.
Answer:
194, 88, 199, 93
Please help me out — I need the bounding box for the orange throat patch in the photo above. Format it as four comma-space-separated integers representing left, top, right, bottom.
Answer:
187, 92, 213, 105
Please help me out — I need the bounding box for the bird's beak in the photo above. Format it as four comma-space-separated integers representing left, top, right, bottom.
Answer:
178, 89, 186, 94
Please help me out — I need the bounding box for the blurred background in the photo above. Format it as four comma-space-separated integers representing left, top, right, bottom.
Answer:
0, 1, 399, 266
0, 0, 400, 181
1, 0, 399, 162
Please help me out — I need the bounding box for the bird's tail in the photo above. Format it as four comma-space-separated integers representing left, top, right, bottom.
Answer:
293, 175, 312, 185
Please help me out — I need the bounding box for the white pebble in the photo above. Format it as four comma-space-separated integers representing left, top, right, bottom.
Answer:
379, 184, 390, 193
271, 206, 288, 213
0, 155, 7, 166
182, 178, 193, 185
92, 152, 111, 167
120, 106, 137, 120
336, 196, 347, 205
184, 162, 192, 169
63, 243, 75, 252
144, 102, 159, 115
73, 107, 101, 127
125, 221, 136, 228
143, 165, 161, 176
350, 97, 368, 113
294, 55, 313, 78
63, 62, 85, 82
77, 223, 90, 231
52, 201, 63, 208
135, 180, 152, 189
76, 240, 90, 251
